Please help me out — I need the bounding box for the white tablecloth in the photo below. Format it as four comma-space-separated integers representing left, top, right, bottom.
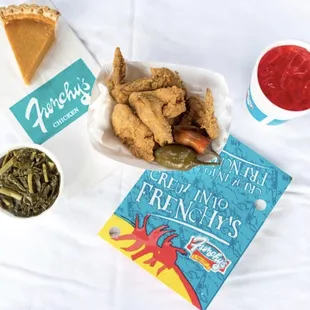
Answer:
0, 0, 309, 309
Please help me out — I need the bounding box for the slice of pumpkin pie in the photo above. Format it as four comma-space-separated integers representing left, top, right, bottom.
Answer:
0, 4, 60, 85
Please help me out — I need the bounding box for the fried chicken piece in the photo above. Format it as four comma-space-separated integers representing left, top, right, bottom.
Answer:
129, 92, 173, 146
106, 47, 126, 91
168, 115, 182, 126
204, 89, 220, 139
179, 113, 193, 127
111, 104, 155, 161
180, 89, 219, 139
150, 67, 184, 89
142, 86, 186, 118
111, 67, 184, 104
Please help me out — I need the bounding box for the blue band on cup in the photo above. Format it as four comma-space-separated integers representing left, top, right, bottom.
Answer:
246, 88, 287, 125
246, 89, 267, 121
267, 119, 287, 125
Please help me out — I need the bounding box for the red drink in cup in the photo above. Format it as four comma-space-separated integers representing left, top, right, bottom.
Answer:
246, 40, 310, 125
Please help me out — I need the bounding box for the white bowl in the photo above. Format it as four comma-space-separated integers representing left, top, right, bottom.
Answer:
88, 60, 232, 170
0, 144, 63, 219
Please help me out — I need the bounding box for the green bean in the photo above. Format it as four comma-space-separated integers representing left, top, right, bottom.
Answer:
28, 173, 34, 194
0, 188, 23, 201
42, 164, 49, 183
0, 157, 14, 176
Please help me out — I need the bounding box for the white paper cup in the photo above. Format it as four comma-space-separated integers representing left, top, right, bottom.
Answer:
246, 40, 310, 125
0, 144, 63, 219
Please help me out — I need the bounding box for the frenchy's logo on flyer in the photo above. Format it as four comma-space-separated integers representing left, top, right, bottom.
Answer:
186, 236, 231, 274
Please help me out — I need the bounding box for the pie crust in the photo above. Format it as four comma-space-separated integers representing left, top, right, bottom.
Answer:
0, 4, 60, 84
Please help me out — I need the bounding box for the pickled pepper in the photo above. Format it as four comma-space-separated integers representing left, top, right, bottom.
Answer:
174, 127, 210, 154
155, 144, 221, 171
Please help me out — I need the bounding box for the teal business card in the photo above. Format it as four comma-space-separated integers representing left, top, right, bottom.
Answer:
10, 59, 95, 144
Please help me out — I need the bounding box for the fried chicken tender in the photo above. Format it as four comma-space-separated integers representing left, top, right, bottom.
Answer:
111, 67, 184, 104
107, 47, 126, 90
142, 86, 186, 118
180, 88, 219, 139
111, 104, 155, 161
150, 67, 184, 89
129, 92, 174, 146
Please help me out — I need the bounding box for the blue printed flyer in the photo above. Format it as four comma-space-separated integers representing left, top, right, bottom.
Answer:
99, 135, 292, 309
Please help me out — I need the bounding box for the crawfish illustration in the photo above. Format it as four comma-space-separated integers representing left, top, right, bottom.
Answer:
115, 214, 201, 309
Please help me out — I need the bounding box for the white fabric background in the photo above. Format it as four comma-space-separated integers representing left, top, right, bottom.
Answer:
0, 0, 309, 309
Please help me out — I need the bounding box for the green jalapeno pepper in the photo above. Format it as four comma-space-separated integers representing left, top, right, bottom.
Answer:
155, 144, 221, 171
